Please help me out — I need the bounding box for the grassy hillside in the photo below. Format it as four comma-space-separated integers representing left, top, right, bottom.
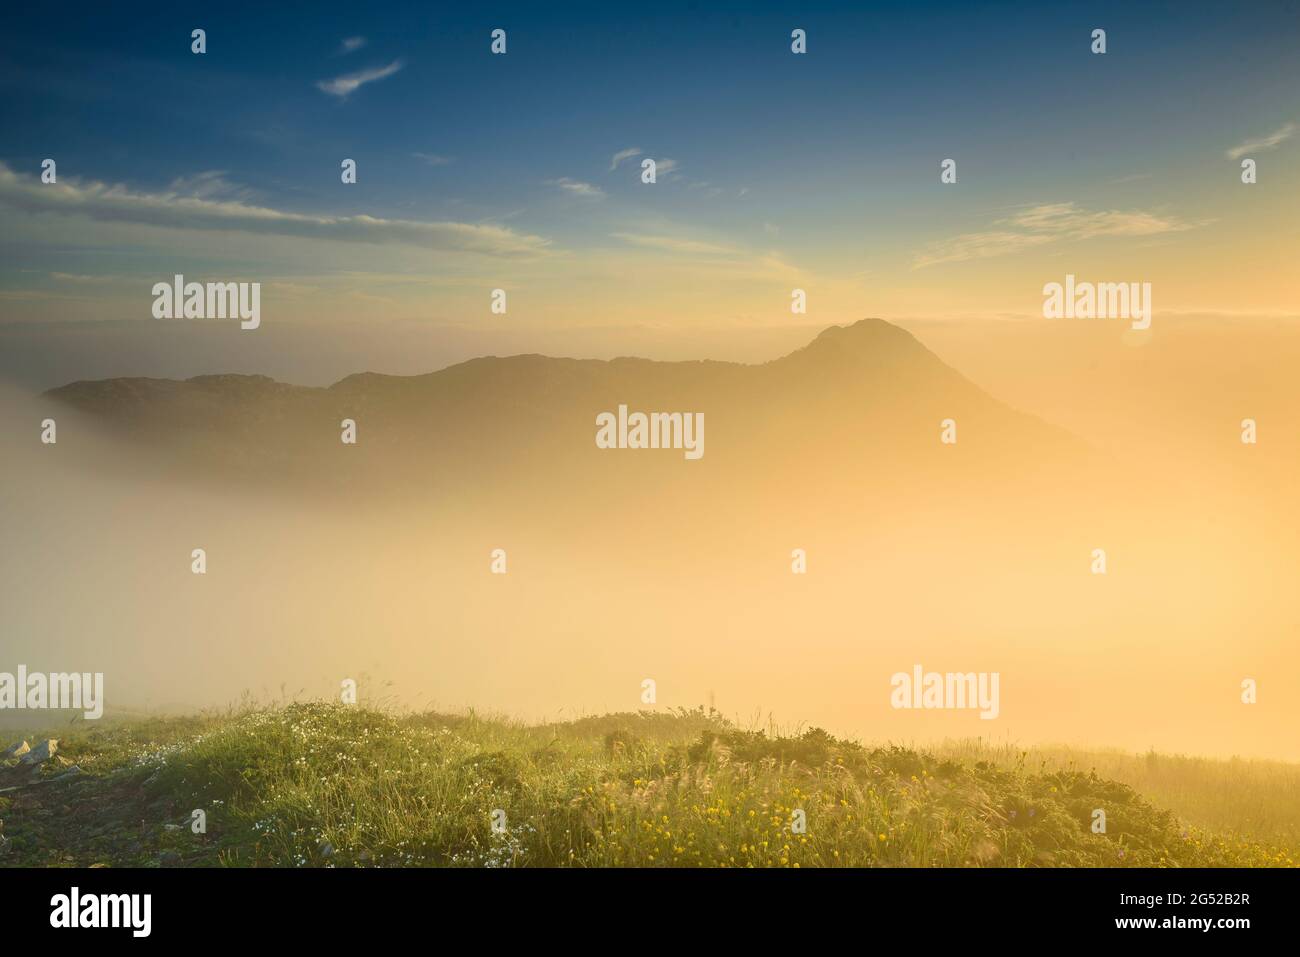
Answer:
933, 738, 1300, 851
1, 703, 1295, 868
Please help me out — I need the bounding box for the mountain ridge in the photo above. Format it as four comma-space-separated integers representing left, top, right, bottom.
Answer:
42, 318, 959, 398
35, 318, 1083, 509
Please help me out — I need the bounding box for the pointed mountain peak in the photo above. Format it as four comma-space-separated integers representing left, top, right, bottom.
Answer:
804, 317, 922, 351
770, 318, 944, 376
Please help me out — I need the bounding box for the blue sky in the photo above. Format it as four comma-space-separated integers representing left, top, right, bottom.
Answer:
0, 0, 1296, 333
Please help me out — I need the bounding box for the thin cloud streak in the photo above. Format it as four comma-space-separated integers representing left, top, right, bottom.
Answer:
547, 178, 605, 199
913, 202, 1204, 268
0, 164, 551, 258
1226, 122, 1296, 160
609, 147, 642, 171
317, 59, 404, 98
611, 232, 738, 256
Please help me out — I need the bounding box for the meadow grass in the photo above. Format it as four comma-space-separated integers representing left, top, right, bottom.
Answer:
2, 703, 1296, 868
933, 737, 1300, 849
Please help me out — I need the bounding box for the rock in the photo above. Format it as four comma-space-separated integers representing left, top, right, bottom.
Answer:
317, 841, 335, 858
19, 740, 57, 765
0, 763, 83, 795
159, 850, 182, 867
2, 741, 30, 759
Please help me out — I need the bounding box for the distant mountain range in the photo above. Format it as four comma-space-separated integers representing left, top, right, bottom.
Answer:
44, 319, 1078, 505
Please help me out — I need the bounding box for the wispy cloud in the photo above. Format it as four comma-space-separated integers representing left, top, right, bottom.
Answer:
609, 147, 642, 171
165, 170, 256, 202
317, 59, 404, 98
913, 202, 1203, 268
608, 149, 677, 178
611, 232, 738, 256
412, 152, 453, 167
1001, 203, 1197, 238
340, 36, 367, 54
913, 231, 1056, 269
546, 177, 605, 199
1226, 122, 1296, 160
0, 163, 550, 258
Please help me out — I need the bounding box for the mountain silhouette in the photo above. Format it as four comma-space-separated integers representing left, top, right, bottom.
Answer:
42, 319, 1079, 517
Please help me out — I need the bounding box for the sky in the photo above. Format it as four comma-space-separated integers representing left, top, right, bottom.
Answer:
2, 2, 1300, 759
0, 0, 1297, 372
